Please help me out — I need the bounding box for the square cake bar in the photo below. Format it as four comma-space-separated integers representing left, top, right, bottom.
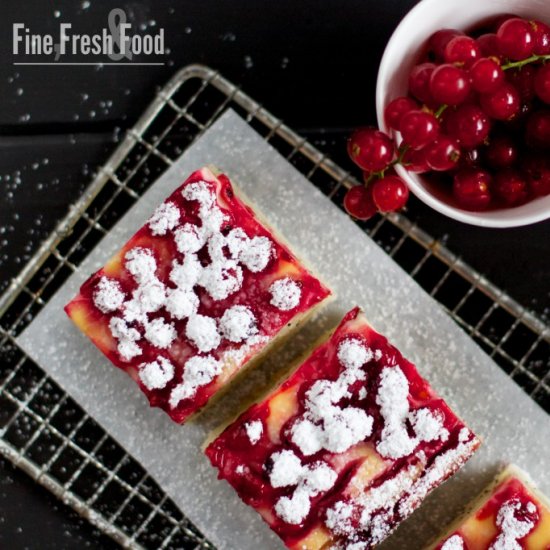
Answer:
430, 464, 550, 550
65, 167, 331, 423
205, 307, 480, 549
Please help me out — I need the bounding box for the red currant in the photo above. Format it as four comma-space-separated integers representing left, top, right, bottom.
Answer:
507, 65, 536, 102
480, 83, 521, 120
476, 34, 500, 57
485, 136, 518, 168
531, 19, 550, 55
534, 64, 550, 104
444, 35, 480, 67
453, 169, 492, 210
428, 29, 464, 60
425, 137, 461, 171
494, 169, 528, 205
384, 97, 418, 131
371, 175, 409, 212
348, 128, 394, 172
409, 63, 436, 104
343, 185, 378, 220
430, 64, 471, 105
402, 147, 430, 173
526, 110, 550, 148
447, 104, 491, 148
469, 57, 504, 93
523, 154, 550, 196
399, 110, 440, 150
496, 18, 535, 60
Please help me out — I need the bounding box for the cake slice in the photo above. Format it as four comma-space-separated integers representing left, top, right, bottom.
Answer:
204, 307, 480, 549
64, 167, 331, 424
429, 464, 550, 550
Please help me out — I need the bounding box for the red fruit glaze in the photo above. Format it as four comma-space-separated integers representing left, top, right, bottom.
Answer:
494, 170, 529, 205
348, 128, 395, 172
470, 57, 504, 94
205, 308, 480, 550
371, 175, 409, 212
409, 63, 437, 104
444, 35, 480, 67
430, 64, 471, 106
480, 83, 521, 121
486, 136, 518, 169
433, 467, 550, 549
429, 29, 464, 59
399, 110, 440, 150
453, 169, 492, 210
384, 97, 418, 131
425, 137, 461, 171
343, 185, 377, 220
64, 167, 331, 424
534, 64, 550, 104
531, 19, 550, 55
447, 104, 492, 148
496, 18, 535, 61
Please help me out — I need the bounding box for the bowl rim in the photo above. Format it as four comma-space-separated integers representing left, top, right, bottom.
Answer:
375, 0, 550, 228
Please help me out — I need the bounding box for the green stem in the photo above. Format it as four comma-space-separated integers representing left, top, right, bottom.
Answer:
502, 53, 550, 71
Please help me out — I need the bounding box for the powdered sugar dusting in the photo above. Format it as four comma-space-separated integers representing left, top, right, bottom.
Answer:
441, 535, 465, 550
139, 356, 175, 390
244, 420, 263, 445
148, 201, 180, 236
93, 276, 125, 313
169, 355, 222, 407
185, 314, 221, 353
144, 317, 176, 349
109, 317, 141, 360
269, 278, 302, 311
219, 306, 258, 343
489, 498, 538, 550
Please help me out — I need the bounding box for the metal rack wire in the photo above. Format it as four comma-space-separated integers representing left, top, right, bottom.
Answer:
0, 64, 548, 549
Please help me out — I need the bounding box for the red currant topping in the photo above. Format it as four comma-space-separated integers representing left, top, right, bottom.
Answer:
523, 154, 550, 196
402, 147, 430, 173
428, 29, 464, 60
485, 136, 518, 168
343, 185, 377, 220
384, 97, 418, 131
507, 65, 536, 102
371, 175, 409, 212
494, 169, 529, 205
348, 128, 395, 172
425, 137, 461, 171
453, 169, 492, 210
469, 57, 504, 93
531, 19, 550, 55
399, 110, 440, 150
409, 63, 436, 103
476, 34, 500, 57
447, 104, 491, 148
534, 64, 550, 104
526, 110, 550, 148
444, 35, 480, 67
430, 64, 471, 105
497, 18, 535, 61
479, 83, 521, 120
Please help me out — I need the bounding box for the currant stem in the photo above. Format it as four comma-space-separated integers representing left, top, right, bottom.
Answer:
502, 53, 550, 71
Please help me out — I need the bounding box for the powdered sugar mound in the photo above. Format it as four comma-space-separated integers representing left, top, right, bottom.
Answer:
238, 236, 273, 272
226, 227, 249, 258
133, 279, 166, 313
138, 356, 175, 390
169, 254, 203, 288
337, 338, 373, 370
269, 450, 337, 524
441, 535, 465, 550
244, 420, 263, 445
490, 498, 538, 550
200, 260, 243, 301
169, 355, 222, 407
376, 366, 447, 459
93, 276, 125, 313
185, 314, 221, 353
219, 305, 258, 343
144, 318, 176, 349
174, 223, 205, 254
124, 247, 157, 283
148, 201, 180, 236
165, 287, 199, 320
109, 317, 141, 360
269, 277, 302, 311
325, 501, 355, 536
182, 180, 215, 210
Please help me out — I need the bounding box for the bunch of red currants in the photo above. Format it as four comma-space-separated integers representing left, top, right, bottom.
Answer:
345, 15, 550, 220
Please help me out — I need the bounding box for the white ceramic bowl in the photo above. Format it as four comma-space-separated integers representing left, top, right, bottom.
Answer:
376, 0, 550, 227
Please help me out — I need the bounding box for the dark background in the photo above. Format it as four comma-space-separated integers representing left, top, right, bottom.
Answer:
0, 1, 548, 548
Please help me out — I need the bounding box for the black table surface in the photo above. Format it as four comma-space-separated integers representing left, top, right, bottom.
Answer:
1, 1, 549, 548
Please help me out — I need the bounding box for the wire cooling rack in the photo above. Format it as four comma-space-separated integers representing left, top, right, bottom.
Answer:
1, 64, 549, 549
